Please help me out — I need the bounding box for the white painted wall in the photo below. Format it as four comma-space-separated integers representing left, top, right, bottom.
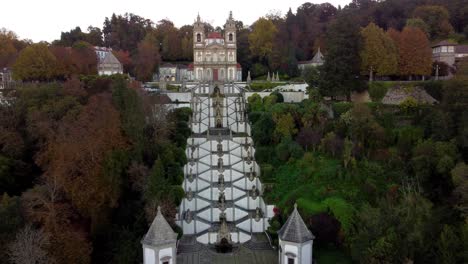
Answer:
144, 247, 155, 264
283, 243, 299, 264
158, 247, 173, 264
301, 241, 313, 264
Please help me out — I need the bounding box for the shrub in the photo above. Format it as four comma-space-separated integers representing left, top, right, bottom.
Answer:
368, 82, 389, 102
260, 163, 274, 182
399, 97, 419, 113
255, 146, 276, 163
332, 102, 353, 118
419, 81, 443, 101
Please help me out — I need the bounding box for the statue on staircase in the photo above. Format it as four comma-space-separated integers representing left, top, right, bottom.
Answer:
218, 174, 225, 191
246, 150, 252, 165
216, 212, 232, 253
218, 192, 226, 211
215, 106, 223, 128
188, 168, 194, 182
185, 209, 193, 223
217, 142, 223, 157
249, 167, 256, 182
217, 158, 224, 172
186, 187, 194, 201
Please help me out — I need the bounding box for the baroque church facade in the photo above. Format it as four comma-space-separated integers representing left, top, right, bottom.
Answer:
192, 12, 242, 82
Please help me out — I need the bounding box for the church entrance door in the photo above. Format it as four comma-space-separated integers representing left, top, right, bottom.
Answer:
213, 69, 218, 81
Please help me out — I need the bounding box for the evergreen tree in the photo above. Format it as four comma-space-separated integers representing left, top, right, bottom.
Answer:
319, 14, 362, 100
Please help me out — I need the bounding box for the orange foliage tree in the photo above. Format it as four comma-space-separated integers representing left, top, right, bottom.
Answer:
35, 93, 128, 229
397, 27, 432, 79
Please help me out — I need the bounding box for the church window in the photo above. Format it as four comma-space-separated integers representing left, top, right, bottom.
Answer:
197, 33, 201, 42
229, 33, 233, 41
220, 69, 225, 80
287, 258, 295, 264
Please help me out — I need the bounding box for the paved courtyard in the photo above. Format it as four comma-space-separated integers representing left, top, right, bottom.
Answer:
177, 234, 277, 264
177, 245, 277, 264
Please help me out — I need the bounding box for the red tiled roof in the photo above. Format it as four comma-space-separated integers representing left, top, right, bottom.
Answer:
207, 32, 223, 39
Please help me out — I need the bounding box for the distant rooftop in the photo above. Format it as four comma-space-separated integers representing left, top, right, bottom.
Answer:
207, 32, 223, 39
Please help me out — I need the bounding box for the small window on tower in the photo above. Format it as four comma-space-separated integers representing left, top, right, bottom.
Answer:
197, 33, 201, 42
229, 33, 233, 41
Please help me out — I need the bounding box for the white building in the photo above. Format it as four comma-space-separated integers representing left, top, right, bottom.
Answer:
94, 47, 123, 76
298, 48, 324, 71
142, 206, 178, 264
278, 203, 315, 264
432, 40, 468, 68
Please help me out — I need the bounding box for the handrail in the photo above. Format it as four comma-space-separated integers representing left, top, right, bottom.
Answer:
264, 230, 276, 249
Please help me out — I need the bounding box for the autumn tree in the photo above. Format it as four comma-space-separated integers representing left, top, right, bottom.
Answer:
155, 20, 182, 61
35, 94, 128, 229
0, 28, 19, 68
112, 50, 132, 74
413, 5, 454, 40
249, 18, 278, 61
70, 41, 97, 75
134, 34, 161, 81
360, 23, 398, 81
49, 46, 74, 79
406, 18, 430, 36
398, 27, 432, 79
8, 225, 51, 264
178, 25, 193, 61
12, 43, 59, 81
21, 185, 92, 264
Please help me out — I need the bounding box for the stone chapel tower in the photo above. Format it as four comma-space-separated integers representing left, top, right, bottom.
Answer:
193, 13, 204, 48
277, 203, 315, 264
142, 206, 178, 264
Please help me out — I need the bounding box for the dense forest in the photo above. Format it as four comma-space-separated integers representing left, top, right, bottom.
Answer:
1, 0, 468, 263
249, 65, 468, 263
0, 76, 191, 263
2, 0, 468, 82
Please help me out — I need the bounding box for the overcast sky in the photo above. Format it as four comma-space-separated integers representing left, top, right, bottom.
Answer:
1, 0, 351, 43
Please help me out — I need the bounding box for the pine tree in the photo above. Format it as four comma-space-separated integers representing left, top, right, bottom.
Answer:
319, 14, 362, 100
